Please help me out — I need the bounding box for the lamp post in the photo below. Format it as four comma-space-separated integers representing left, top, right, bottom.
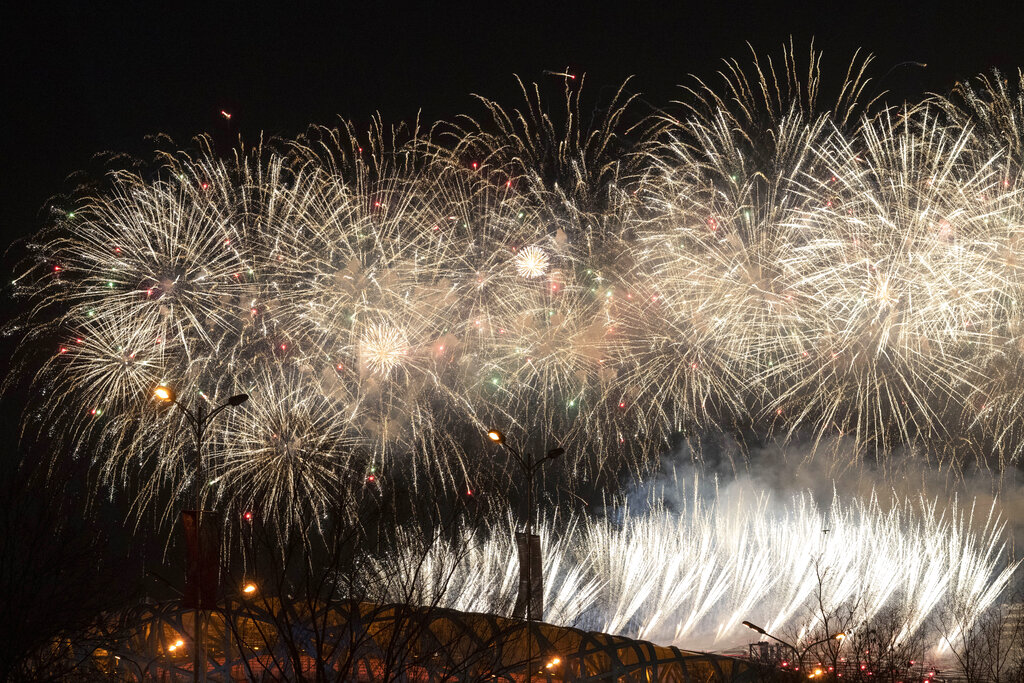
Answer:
153, 385, 248, 683
742, 621, 846, 678
486, 428, 563, 682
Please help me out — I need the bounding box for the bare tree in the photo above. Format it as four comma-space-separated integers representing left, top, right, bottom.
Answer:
0, 447, 140, 682
773, 560, 934, 683
777, 560, 862, 678
838, 599, 929, 683
936, 589, 1024, 683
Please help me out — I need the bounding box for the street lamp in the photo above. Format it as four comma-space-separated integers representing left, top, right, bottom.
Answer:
743, 621, 846, 677
152, 384, 248, 683
153, 385, 176, 402
485, 427, 563, 682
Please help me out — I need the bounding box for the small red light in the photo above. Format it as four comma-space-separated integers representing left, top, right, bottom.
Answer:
618, 401, 626, 408
471, 162, 478, 170
243, 511, 253, 521
367, 474, 376, 483
59, 347, 68, 354
201, 182, 209, 190
280, 344, 287, 351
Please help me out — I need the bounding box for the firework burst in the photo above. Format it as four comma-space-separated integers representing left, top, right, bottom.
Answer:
12, 46, 1024, 540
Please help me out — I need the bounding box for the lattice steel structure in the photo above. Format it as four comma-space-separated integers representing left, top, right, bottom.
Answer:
90, 599, 756, 681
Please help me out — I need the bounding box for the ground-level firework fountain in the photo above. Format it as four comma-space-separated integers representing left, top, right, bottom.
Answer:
370, 477, 1018, 652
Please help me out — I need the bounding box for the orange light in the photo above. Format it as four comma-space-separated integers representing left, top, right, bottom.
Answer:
545, 657, 561, 669
153, 385, 175, 403
242, 583, 257, 594
486, 429, 504, 443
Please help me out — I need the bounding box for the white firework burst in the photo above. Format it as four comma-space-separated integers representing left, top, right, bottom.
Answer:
514, 245, 550, 278
359, 322, 409, 376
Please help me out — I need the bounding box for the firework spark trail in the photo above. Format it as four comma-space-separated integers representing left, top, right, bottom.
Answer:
374, 483, 1018, 651
11, 48, 1024, 540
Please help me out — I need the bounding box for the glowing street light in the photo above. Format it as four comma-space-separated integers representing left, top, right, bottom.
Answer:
485, 427, 564, 682
242, 582, 257, 594
153, 385, 176, 403
150, 384, 249, 683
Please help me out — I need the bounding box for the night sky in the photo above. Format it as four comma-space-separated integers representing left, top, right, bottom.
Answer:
3, 1, 1022, 249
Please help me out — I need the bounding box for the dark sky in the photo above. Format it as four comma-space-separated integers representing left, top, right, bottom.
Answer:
3, 1, 1022, 247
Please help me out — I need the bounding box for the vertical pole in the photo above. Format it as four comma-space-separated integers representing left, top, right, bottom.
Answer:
525, 457, 533, 683
194, 403, 207, 683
